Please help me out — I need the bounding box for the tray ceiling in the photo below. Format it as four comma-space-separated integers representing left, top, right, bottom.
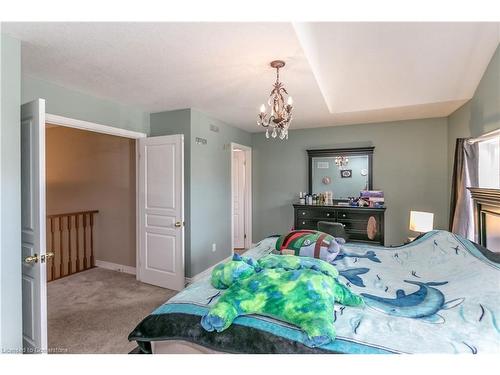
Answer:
3, 22, 499, 132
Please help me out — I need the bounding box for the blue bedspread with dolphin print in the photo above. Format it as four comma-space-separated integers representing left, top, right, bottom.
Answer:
133, 230, 500, 354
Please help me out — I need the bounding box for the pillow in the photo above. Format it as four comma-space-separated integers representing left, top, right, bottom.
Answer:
275, 230, 344, 264
202, 253, 363, 347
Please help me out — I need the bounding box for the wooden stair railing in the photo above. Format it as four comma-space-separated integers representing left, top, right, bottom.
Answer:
46, 210, 98, 282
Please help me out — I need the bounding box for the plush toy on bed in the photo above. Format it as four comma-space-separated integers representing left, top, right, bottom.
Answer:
274, 229, 345, 264
201, 253, 364, 348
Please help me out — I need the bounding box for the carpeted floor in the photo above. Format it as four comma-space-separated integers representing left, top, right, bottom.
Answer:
48, 267, 177, 354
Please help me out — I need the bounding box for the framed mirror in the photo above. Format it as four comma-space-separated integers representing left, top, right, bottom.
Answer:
307, 147, 374, 200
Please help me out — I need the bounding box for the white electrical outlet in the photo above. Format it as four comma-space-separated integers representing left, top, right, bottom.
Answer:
212, 243, 216, 252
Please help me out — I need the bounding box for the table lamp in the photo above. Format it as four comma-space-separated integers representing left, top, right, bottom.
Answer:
409, 210, 434, 237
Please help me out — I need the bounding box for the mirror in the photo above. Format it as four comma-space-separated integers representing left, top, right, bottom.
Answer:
307, 147, 374, 200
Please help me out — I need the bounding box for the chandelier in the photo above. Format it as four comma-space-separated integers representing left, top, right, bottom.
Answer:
335, 156, 349, 169
257, 60, 293, 140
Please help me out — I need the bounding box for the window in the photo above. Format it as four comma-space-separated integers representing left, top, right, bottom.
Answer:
478, 136, 500, 188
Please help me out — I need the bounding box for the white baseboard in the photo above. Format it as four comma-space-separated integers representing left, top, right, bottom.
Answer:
95, 260, 136, 275
185, 255, 232, 285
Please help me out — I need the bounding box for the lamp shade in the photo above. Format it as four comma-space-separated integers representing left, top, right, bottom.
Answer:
409, 211, 434, 232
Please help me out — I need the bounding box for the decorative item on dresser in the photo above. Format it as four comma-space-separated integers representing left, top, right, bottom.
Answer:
293, 203, 385, 245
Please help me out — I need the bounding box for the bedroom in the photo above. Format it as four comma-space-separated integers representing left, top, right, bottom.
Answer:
0, 0, 499, 373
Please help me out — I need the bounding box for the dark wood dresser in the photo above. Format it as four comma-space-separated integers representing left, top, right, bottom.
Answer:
293, 203, 386, 245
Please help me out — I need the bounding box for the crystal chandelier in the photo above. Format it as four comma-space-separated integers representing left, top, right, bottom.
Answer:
257, 60, 293, 140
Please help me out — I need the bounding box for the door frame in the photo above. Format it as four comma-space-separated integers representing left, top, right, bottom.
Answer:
45, 114, 147, 139
31, 112, 159, 350
44, 114, 147, 279
230, 142, 252, 251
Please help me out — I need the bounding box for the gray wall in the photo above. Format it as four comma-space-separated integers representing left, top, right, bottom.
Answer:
22, 75, 149, 134
190, 109, 252, 276
0, 34, 22, 351
252, 118, 449, 246
448, 45, 500, 197
150, 109, 252, 277
0, 34, 151, 350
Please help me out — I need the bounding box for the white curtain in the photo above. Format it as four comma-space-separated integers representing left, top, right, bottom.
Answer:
450, 139, 479, 241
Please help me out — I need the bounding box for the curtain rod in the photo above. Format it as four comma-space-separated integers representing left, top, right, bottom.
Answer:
467, 128, 500, 144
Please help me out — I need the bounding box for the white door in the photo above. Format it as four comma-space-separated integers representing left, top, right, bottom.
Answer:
232, 150, 246, 249
138, 135, 184, 291
21, 99, 47, 353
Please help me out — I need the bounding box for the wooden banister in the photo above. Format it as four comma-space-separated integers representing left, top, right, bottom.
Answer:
47, 210, 99, 219
46, 210, 99, 282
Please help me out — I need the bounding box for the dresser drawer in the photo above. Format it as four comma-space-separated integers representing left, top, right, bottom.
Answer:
340, 213, 381, 232
336, 210, 373, 221
314, 210, 335, 220
346, 229, 380, 243
297, 208, 336, 221
341, 220, 369, 231
295, 219, 317, 229
296, 209, 314, 219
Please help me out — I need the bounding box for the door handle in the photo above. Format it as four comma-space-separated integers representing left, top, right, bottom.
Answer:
24, 254, 39, 264
175, 221, 183, 228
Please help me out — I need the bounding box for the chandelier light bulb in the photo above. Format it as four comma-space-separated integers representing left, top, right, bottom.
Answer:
260, 104, 266, 113
287, 96, 293, 106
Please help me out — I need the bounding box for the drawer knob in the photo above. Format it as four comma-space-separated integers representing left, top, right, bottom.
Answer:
302, 221, 305, 225
326, 213, 330, 217
342, 214, 346, 218
302, 212, 306, 215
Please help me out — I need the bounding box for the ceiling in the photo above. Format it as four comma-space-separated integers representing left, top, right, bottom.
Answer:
3, 22, 499, 132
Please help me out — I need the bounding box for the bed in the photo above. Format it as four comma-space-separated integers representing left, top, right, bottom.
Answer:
128, 230, 500, 354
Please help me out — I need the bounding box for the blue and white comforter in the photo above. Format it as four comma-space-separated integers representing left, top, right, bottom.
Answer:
133, 230, 500, 354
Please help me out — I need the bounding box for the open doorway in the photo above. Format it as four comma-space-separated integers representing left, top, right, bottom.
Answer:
43, 116, 175, 353
45, 124, 137, 278
21, 104, 185, 353
231, 143, 252, 255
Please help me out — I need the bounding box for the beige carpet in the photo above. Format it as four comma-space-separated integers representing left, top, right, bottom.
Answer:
48, 267, 177, 354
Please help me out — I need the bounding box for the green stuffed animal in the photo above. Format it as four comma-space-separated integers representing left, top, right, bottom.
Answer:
201, 253, 364, 347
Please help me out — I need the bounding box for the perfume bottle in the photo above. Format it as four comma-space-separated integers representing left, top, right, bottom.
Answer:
299, 192, 305, 205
